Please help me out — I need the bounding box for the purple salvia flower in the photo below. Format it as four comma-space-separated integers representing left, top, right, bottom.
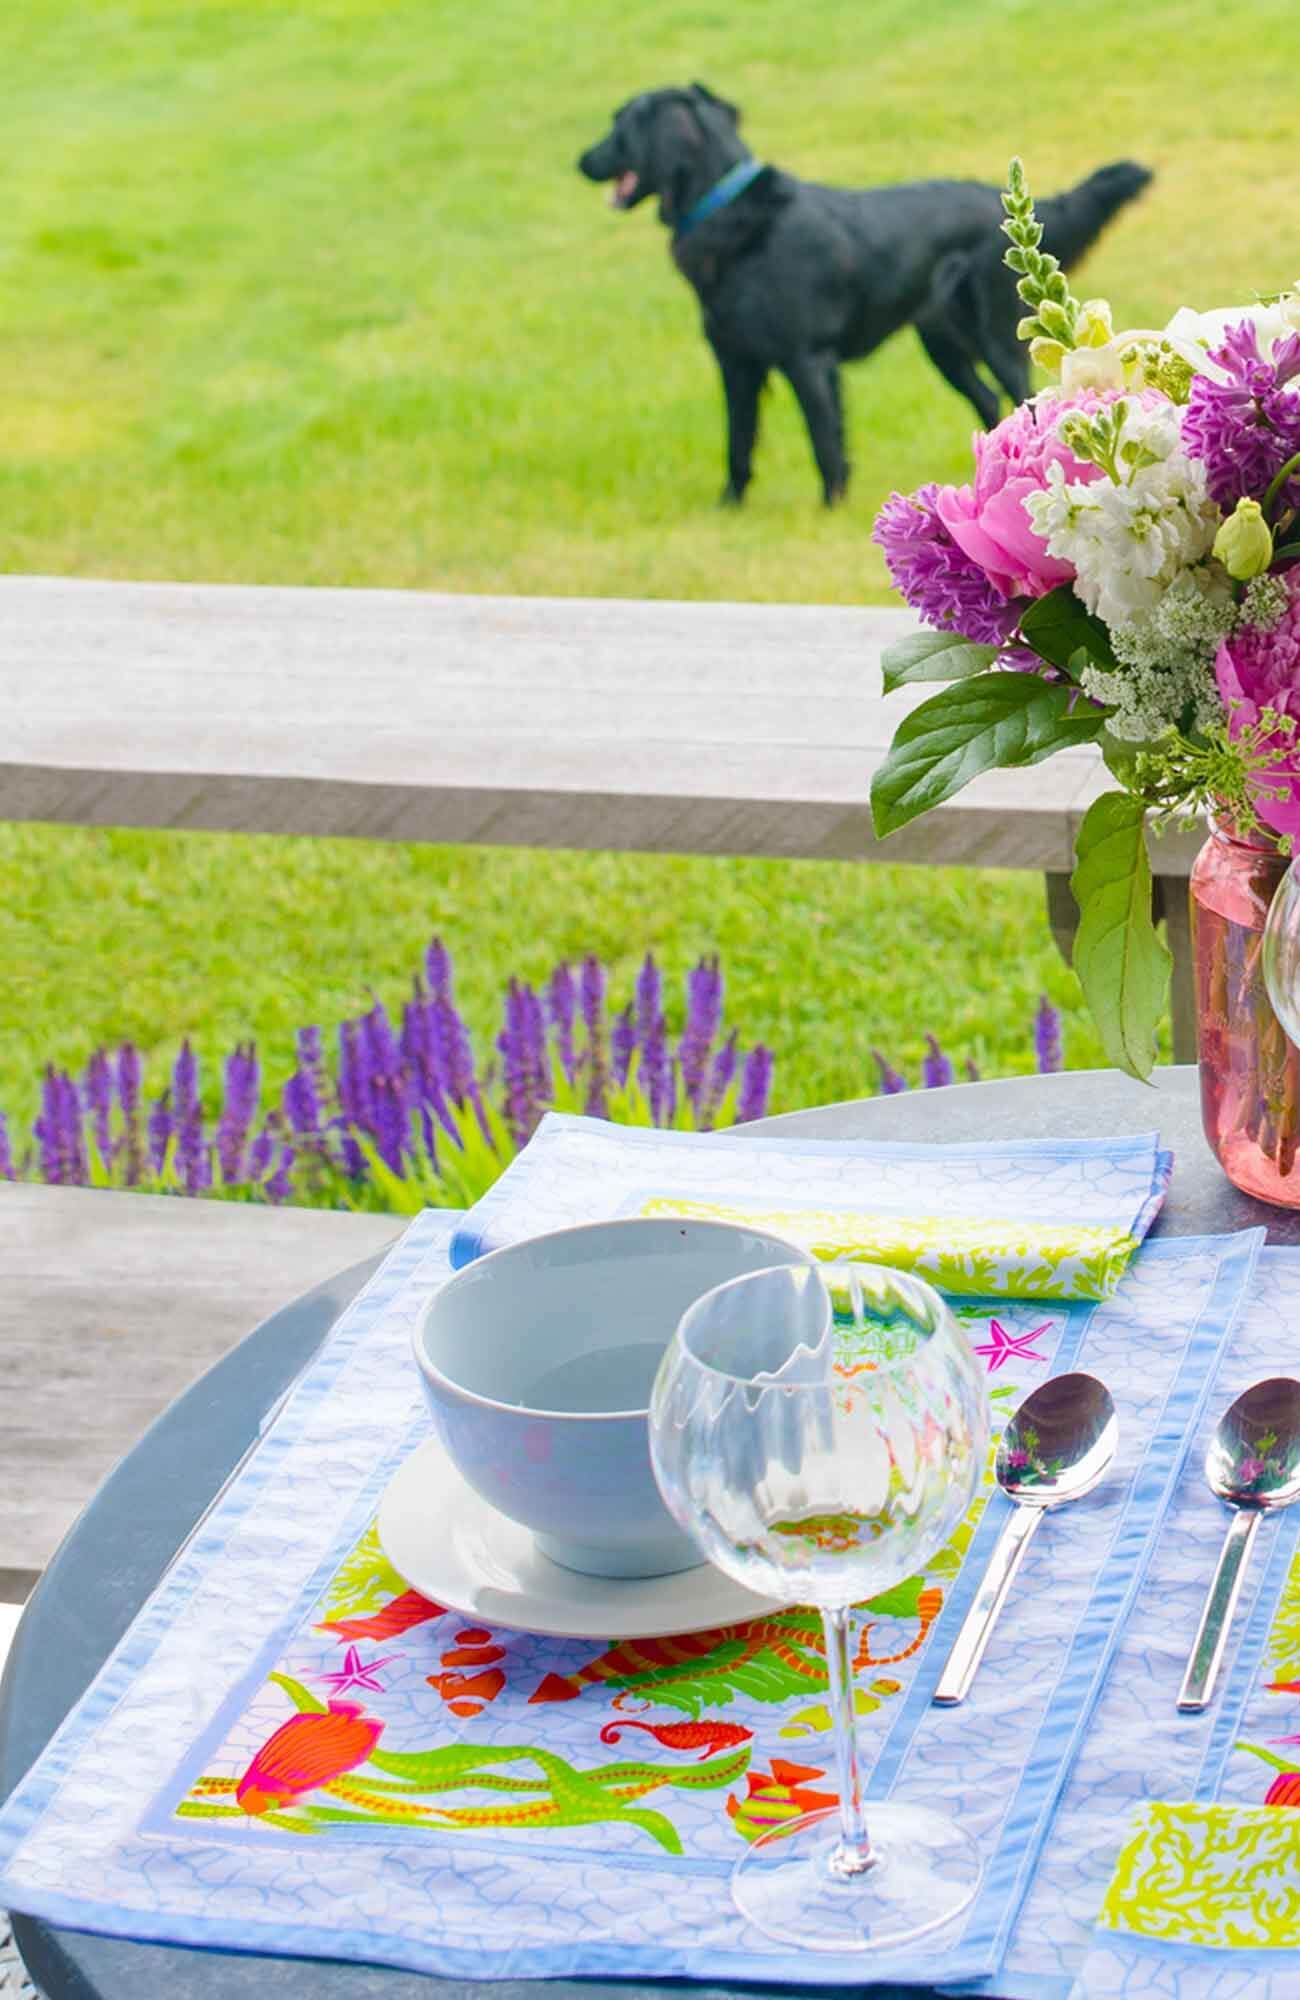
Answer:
34, 1068, 67, 1184
1182, 321, 1300, 511
634, 954, 672, 1121
735, 1045, 774, 1124
283, 1064, 323, 1142
247, 1122, 276, 1181
172, 1039, 210, 1194
498, 980, 534, 1146
547, 963, 579, 1087
922, 1035, 954, 1090
700, 1030, 738, 1125
1034, 995, 1063, 1074
425, 936, 454, 998
579, 955, 608, 1117
872, 1050, 908, 1095
338, 1130, 367, 1181
611, 1006, 636, 1090
147, 1093, 173, 1177
678, 955, 723, 1111
35, 1070, 87, 1185
431, 990, 477, 1106
264, 1144, 296, 1205
117, 1042, 144, 1184
361, 1002, 409, 1173
295, 1025, 325, 1099
216, 1041, 260, 1184
873, 483, 1021, 647
84, 1049, 115, 1168
0, 1113, 12, 1181
337, 1019, 372, 1134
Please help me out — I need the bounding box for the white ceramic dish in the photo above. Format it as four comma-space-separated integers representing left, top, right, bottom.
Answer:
377, 1436, 786, 1639
412, 1214, 814, 1579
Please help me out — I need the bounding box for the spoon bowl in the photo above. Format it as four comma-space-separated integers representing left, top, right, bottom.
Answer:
997, 1372, 1119, 1509
1205, 1377, 1300, 1510
934, 1372, 1118, 1706
1179, 1376, 1300, 1713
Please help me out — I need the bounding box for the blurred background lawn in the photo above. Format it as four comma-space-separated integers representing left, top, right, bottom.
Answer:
5, 0, 1295, 1125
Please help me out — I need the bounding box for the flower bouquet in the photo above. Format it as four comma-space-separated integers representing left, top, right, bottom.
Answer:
871, 161, 1300, 1199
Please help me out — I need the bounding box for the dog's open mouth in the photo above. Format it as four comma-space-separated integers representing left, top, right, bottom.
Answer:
608, 170, 639, 209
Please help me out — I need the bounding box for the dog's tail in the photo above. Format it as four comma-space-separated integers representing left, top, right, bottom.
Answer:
1038, 160, 1153, 272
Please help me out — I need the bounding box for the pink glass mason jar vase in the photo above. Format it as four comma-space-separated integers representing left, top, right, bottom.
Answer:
1191, 821, 1300, 1208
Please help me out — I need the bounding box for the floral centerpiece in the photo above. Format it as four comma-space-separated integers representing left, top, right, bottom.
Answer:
871, 160, 1300, 1201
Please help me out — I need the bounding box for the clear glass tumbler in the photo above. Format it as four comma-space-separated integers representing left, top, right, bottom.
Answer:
648, 1260, 989, 1952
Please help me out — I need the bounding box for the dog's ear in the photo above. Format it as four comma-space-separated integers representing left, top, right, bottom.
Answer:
690, 81, 741, 126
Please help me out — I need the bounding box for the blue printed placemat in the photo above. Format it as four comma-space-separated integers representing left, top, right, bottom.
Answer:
0, 1203, 1262, 1990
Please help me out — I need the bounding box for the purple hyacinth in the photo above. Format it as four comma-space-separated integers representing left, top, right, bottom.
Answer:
735, 1045, 774, 1124
579, 955, 608, 1117
1182, 321, 1300, 511
83, 1049, 115, 1168
216, 1041, 260, 1184
922, 1034, 954, 1090
147, 1093, 173, 1177
547, 963, 579, 1087
0, 1113, 12, 1181
172, 1040, 210, 1194
873, 483, 1021, 647
1034, 995, 1063, 1074
872, 1050, 908, 1094
678, 956, 723, 1112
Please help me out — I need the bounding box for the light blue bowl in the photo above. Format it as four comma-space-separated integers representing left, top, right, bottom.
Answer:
413, 1216, 814, 1579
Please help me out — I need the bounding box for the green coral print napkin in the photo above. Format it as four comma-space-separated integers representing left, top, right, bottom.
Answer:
1099, 1801, 1300, 1949
452, 1115, 1173, 1300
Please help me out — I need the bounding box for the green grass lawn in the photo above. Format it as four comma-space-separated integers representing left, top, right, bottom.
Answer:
4, 0, 1292, 1139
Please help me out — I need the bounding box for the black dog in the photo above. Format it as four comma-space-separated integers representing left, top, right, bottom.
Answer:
578, 85, 1151, 505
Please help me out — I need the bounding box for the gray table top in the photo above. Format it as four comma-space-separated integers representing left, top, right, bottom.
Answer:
3, 1064, 1292, 1999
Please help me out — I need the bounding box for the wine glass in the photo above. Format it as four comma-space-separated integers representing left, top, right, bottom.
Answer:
648, 1260, 989, 1953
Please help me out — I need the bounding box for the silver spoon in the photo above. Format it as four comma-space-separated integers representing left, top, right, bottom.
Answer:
933, 1372, 1118, 1707
1177, 1378, 1300, 1713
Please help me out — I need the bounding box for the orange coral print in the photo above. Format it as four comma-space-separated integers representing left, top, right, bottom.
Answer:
235, 1699, 384, 1816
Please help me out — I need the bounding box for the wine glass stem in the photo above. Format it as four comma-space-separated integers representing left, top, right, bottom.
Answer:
821, 1602, 876, 1877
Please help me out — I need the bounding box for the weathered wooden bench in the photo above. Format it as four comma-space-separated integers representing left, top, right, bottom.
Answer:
0, 575, 1198, 1054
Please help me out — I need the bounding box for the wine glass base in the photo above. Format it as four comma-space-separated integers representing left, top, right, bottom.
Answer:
731, 1805, 981, 1953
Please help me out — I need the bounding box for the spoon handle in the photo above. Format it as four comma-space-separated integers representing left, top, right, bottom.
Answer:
1178, 1508, 1261, 1713
932, 1505, 1043, 1707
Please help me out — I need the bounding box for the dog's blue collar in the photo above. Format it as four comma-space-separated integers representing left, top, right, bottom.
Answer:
674, 157, 766, 239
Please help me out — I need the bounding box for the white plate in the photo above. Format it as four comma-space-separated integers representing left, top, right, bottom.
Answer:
377, 1436, 785, 1640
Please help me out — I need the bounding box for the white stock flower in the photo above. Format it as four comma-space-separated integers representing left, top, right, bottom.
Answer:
1023, 397, 1220, 629
1160, 297, 1300, 375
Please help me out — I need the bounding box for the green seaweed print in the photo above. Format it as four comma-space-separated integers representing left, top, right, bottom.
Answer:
177, 1674, 749, 1854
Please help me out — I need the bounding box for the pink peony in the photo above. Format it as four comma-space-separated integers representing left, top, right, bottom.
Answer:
935, 396, 1107, 601
1216, 574, 1300, 837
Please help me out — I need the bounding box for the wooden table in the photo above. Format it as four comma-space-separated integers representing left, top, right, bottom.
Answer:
3, 1067, 1294, 1999
0, 576, 1201, 1054
0, 1185, 400, 1584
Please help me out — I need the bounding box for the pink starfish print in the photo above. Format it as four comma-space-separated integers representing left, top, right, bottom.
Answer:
318, 1645, 398, 1695
973, 1317, 1053, 1374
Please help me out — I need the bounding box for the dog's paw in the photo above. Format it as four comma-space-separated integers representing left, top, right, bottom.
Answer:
718, 482, 746, 508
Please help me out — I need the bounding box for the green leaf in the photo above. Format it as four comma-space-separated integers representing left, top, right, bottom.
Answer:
870, 672, 1106, 836
1070, 792, 1171, 1081
880, 630, 999, 694
1020, 585, 1118, 675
